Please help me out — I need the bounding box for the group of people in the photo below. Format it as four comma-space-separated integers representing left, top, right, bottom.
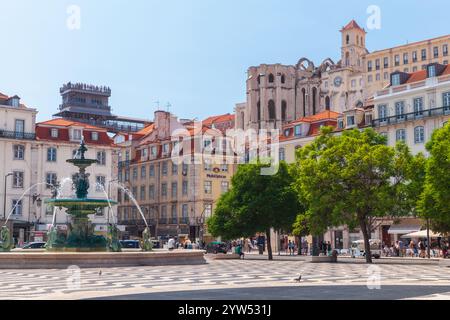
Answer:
167, 237, 205, 251
383, 239, 449, 258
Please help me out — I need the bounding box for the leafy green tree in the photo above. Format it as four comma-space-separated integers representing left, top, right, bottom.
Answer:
418, 123, 450, 235
292, 127, 420, 263
207, 161, 300, 260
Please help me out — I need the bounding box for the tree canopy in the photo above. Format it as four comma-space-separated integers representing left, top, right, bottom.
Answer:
291, 127, 421, 263
207, 161, 301, 260
418, 123, 450, 234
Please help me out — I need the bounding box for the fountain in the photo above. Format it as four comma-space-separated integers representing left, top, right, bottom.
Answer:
44, 140, 122, 252
0, 141, 205, 268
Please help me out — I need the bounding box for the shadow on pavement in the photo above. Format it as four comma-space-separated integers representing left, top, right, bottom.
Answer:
91, 285, 450, 300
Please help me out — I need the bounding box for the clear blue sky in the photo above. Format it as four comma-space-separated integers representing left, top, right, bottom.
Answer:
0, 0, 448, 122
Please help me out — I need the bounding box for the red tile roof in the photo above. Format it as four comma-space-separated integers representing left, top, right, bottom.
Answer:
202, 113, 235, 126
289, 110, 342, 125
341, 20, 365, 32
37, 118, 107, 131
403, 65, 450, 84
36, 118, 114, 146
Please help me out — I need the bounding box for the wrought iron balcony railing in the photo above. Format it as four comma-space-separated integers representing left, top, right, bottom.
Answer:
0, 130, 35, 140
372, 106, 450, 128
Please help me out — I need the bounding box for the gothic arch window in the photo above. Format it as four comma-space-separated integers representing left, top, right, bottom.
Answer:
346, 35, 350, 45
312, 87, 317, 115
281, 100, 287, 122
268, 100, 276, 120
257, 75, 261, 85
281, 74, 286, 84
257, 101, 261, 122
302, 88, 306, 116
268, 74, 275, 83
325, 96, 331, 111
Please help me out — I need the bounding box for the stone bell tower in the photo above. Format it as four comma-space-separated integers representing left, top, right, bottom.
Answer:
340, 20, 367, 72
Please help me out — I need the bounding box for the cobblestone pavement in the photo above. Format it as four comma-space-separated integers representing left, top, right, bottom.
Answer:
0, 257, 449, 300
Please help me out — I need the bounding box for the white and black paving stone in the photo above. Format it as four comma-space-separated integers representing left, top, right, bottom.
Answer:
0, 257, 449, 300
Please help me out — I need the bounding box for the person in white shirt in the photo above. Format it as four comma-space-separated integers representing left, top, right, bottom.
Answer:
168, 238, 175, 251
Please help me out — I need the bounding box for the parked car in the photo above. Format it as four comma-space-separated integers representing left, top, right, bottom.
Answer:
20, 242, 46, 249
120, 240, 140, 249
206, 241, 228, 254
351, 239, 382, 259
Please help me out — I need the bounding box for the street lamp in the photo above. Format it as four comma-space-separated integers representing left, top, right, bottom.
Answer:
3, 173, 13, 220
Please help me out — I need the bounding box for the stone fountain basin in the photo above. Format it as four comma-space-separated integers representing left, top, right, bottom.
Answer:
0, 250, 206, 269
45, 198, 117, 214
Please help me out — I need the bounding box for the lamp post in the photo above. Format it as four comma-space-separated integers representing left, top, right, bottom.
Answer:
3, 173, 13, 221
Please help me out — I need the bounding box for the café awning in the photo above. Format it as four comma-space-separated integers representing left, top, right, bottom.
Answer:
388, 225, 421, 235
401, 230, 443, 238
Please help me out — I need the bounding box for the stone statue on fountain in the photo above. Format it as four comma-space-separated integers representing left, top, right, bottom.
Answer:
0, 226, 12, 252
107, 224, 122, 252
142, 227, 153, 251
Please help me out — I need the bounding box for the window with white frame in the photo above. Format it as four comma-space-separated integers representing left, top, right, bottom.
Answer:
444, 44, 448, 56
182, 181, 188, 195
162, 143, 169, 155
91, 132, 98, 141
172, 163, 178, 175
347, 116, 355, 126
162, 161, 168, 175
396, 129, 406, 142
13, 145, 25, 160
204, 181, 212, 194
443, 92, 450, 110
148, 185, 155, 199
141, 165, 146, 178
221, 181, 229, 194
47, 147, 57, 162
142, 148, 148, 160
395, 101, 405, 120
378, 105, 388, 121
72, 129, 82, 141
414, 98, 424, 116
391, 74, 401, 86
149, 165, 155, 177
150, 146, 157, 158
12, 200, 22, 216
171, 182, 177, 198
12, 171, 24, 188
140, 185, 146, 201
51, 128, 59, 138
161, 183, 167, 197
204, 203, 212, 218
95, 176, 106, 192
132, 167, 138, 180
294, 125, 302, 136
414, 126, 425, 144
97, 151, 106, 165
46, 173, 57, 189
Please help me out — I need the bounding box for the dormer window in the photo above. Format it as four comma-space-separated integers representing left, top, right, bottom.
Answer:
91, 132, 98, 141
391, 73, 401, 86
9, 96, 20, 107
51, 128, 59, 138
338, 119, 344, 129
427, 65, 436, 78
284, 129, 291, 137
294, 125, 302, 136
347, 116, 355, 126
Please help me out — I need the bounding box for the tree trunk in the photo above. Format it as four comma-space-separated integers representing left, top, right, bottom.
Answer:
266, 229, 273, 260
360, 218, 373, 264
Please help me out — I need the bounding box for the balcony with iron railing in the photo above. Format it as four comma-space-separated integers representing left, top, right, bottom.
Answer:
0, 130, 35, 140
372, 106, 450, 128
